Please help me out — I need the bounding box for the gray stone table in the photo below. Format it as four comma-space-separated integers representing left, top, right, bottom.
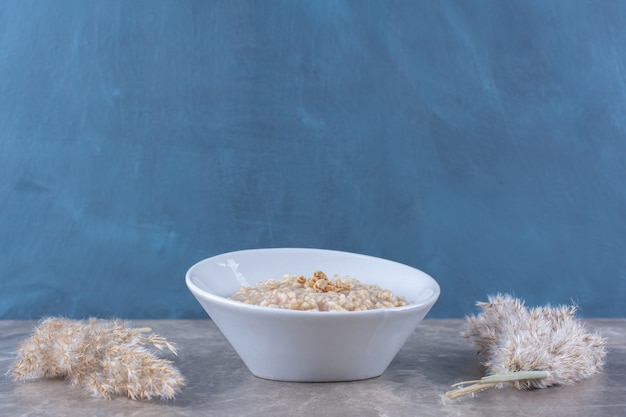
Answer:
1, 319, 624, 416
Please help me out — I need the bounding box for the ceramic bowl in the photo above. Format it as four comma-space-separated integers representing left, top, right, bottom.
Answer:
185, 248, 440, 382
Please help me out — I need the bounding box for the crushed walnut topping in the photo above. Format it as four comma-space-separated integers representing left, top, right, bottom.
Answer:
301, 270, 352, 293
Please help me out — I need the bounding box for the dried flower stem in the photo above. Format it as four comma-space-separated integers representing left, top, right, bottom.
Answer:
445, 294, 606, 400
445, 371, 549, 399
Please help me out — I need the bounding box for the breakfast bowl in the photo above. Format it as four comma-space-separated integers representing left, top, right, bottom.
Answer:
185, 248, 440, 382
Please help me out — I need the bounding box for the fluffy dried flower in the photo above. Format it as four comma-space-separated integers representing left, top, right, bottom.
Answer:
445, 294, 606, 399
10, 317, 185, 400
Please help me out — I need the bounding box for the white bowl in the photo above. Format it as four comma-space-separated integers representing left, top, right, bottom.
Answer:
185, 248, 440, 382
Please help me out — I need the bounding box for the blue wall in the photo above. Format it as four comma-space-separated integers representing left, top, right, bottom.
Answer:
1, 1, 625, 319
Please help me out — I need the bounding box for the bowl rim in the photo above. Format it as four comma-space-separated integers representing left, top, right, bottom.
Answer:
186, 247, 441, 317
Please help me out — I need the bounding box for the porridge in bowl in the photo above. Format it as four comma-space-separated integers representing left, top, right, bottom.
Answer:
229, 270, 409, 311
186, 248, 441, 381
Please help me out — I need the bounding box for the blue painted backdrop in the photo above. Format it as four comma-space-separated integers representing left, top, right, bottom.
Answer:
1, 1, 625, 319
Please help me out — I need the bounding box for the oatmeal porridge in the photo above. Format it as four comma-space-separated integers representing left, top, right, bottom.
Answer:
229, 270, 408, 311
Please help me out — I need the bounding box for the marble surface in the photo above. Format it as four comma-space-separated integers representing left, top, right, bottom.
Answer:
0, 319, 624, 417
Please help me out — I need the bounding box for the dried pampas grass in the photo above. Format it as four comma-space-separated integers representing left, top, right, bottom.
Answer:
10, 317, 185, 400
445, 294, 606, 399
